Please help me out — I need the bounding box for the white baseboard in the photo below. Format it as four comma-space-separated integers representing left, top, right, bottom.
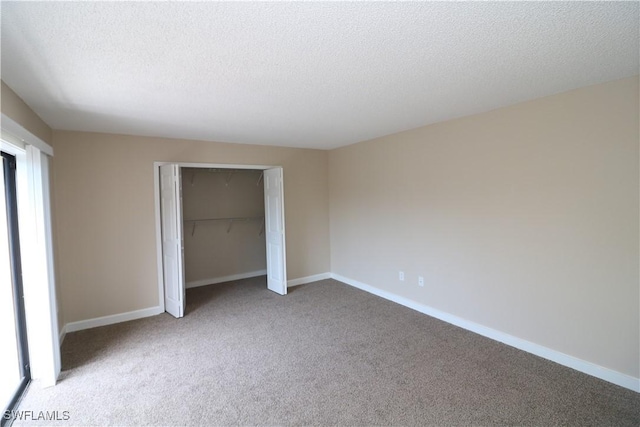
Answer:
331, 273, 640, 393
288, 272, 332, 287
64, 306, 164, 333
186, 270, 267, 289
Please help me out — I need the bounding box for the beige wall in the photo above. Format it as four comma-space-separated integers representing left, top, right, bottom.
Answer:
329, 76, 639, 378
52, 131, 330, 323
1, 81, 52, 145
182, 167, 266, 284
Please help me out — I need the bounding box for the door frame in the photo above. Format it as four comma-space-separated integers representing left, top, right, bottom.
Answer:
153, 161, 287, 313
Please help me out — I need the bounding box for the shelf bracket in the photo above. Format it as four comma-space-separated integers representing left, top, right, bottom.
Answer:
258, 221, 265, 237
256, 171, 264, 186
191, 221, 196, 237
190, 171, 196, 186
226, 219, 234, 233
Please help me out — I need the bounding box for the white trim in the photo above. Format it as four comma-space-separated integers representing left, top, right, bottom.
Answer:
64, 306, 164, 333
38, 152, 61, 380
288, 272, 331, 287
156, 161, 273, 170
0, 129, 25, 151
20, 147, 60, 387
1, 114, 53, 156
186, 270, 267, 289
0, 139, 26, 156
331, 273, 640, 393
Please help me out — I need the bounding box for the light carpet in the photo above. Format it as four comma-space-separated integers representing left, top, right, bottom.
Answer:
14, 277, 640, 426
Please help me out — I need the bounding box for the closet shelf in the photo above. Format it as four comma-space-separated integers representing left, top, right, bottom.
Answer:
184, 216, 265, 236
184, 216, 264, 223
188, 168, 262, 187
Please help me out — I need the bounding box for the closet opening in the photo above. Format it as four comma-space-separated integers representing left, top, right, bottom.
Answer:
154, 163, 287, 318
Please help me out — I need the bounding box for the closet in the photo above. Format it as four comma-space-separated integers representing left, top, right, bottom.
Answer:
182, 168, 266, 288
158, 163, 287, 319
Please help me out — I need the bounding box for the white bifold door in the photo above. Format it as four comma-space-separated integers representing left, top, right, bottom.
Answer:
160, 164, 185, 318
160, 164, 287, 319
263, 167, 287, 295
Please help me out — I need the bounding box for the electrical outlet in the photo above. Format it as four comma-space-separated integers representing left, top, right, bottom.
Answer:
418, 276, 424, 287
399, 271, 405, 281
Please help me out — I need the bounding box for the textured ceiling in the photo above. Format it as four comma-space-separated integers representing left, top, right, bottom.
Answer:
1, 2, 638, 149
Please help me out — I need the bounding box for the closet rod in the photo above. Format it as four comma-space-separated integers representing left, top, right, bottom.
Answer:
188, 168, 262, 174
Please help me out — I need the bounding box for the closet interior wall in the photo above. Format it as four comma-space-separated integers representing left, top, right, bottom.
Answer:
182, 168, 266, 287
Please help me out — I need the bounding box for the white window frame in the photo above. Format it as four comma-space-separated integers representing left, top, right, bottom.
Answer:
1, 114, 60, 387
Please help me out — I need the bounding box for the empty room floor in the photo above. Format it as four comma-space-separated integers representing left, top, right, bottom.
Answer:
14, 277, 640, 426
